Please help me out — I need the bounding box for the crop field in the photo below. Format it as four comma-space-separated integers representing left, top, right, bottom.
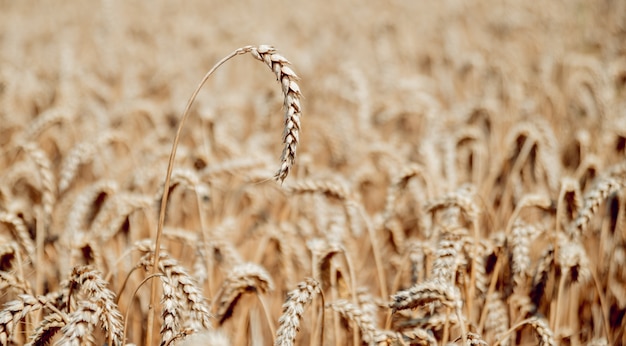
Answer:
0, 0, 625, 345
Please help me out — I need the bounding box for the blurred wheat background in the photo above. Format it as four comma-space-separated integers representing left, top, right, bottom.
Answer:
1, 0, 625, 345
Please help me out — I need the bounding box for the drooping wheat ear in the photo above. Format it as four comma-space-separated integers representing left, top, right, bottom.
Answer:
0, 211, 35, 264
274, 278, 321, 346
327, 299, 379, 344
425, 184, 480, 226
494, 317, 555, 346
258, 225, 301, 289
510, 221, 542, 288
153, 50, 299, 332
138, 251, 212, 331
201, 156, 271, 178
472, 239, 491, 297
569, 176, 622, 238
389, 280, 466, 342
129, 42, 299, 335
453, 126, 489, 183
430, 233, 464, 283
159, 275, 182, 346
503, 193, 551, 239
56, 300, 100, 345
382, 163, 428, 223
70, 235, 105, 269
401, 312, 460, 331
93, 192, 153, 242
530, 117, 561, 193
390, 280, 461, 312
21, 106, 71, 141
557, 239, 591, 285
247, 45, 302, 182
154, 168, 209, 202
64, 180, 119, 236
0, 294, 52, 345
214, 262, 274, 324
355, 288, 380, 327
25, 311, 67, 346
508, 293, 534, 322
0, 268, 31, 295
21, 142, 56, 224
58, 131, 125, 193
208, 239, 244, 272
484, 292, 509, 345
307, 237, 341, 285
401, 328, 437, 346
552, 238, 592, 333
285, 179, 350, 200
68, 266, 124, 345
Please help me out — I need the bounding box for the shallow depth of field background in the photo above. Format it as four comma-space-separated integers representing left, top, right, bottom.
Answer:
1, 0, 625, 345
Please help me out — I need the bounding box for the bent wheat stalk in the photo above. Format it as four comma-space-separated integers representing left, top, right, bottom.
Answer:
149, 45, 303, 343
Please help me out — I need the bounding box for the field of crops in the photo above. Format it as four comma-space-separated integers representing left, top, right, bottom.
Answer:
1, 0, 625, 345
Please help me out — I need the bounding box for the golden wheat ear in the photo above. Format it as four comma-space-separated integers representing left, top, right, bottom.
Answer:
148, 45, 302, 342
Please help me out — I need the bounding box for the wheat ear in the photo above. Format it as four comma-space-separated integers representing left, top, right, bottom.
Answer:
274, 278, 321, 346
0, 211, 35, 264
138, 251, 212, 331
0, 294, 52, 345
493, 317, 555, 346
213, 262, 274, 324
67, 266, 124, 345
150, 44, 302, 342
25, 311, 67, 346
327, 299, 378, 344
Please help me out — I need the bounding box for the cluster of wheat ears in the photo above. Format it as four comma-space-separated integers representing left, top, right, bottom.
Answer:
1, 0, 625, 345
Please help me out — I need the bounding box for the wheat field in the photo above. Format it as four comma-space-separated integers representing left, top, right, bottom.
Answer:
1, 0, 625, 345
